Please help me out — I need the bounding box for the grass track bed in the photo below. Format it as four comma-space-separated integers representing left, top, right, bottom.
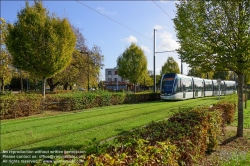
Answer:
1, 102, 162, 133
1, 97, 218, 151
2, 103, 178, 150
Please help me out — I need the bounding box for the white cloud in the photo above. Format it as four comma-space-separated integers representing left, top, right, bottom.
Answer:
140, 45, 151, 53
156, 31, 180, 52
96, 7, 117, 15
121, 35, 138, 44
159, 0, 169, 3
154, 25, 163, 30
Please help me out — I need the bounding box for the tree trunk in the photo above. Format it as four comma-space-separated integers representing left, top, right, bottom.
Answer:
1, 78, 4, 92
134, 83, 136, 94
47, 78, 60, 92
63, 82, 68, 90
20, 73, 23, 92
42, 77, 46, 97
34, 79, 37, 91
237, 73, 244, 137
70, 86, 72, 90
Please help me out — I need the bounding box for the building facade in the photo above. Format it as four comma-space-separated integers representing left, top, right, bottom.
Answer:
105, 68, 123, 82
104, 68, 132, 91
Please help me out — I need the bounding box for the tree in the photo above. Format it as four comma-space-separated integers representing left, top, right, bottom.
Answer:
160, 56, 180, 77
187, 66, 213, 79
138, 70, 153, 88
187, 66, 204, 78
47, 25, 104, 91
117, 43, 147, 93
213, 71, 229, 80
174, 1, 250, 137
0, 18, 13, 93
5, 1, 76, 97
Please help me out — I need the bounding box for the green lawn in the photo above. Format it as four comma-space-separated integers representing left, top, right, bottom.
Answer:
232, 100, 250, 129
1, 97, 220, 151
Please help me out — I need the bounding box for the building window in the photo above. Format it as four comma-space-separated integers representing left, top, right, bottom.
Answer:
114, 78, 117, 82
115, 71, 118, 75
108, 71, 112, 75
108, 78, 112, 81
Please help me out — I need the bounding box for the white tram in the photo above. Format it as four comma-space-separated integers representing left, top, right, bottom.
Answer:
160, 73, 236, 100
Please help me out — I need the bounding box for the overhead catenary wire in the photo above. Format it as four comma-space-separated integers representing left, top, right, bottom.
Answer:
151, 0, 173, 20
75, 0, 173, 50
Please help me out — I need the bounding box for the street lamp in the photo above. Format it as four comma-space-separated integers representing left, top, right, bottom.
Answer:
80, 51, 90, 91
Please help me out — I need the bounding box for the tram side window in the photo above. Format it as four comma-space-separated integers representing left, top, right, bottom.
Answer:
226, 83, 234, 91
183, 79, 192, 92
205, 82, 212, 91
194, 80, 203, 91
213, 83, 218, 91
175, 78, 182, 93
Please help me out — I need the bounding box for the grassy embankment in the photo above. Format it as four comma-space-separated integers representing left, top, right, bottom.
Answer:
1, 96, 219, 151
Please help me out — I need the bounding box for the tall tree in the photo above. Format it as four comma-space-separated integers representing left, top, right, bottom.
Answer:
174, 0, 250, 137
187, 66, 204, 78
117, 43, 147, 93
213, 71, 229, 80
5, 1, 76, 97
160, 56, 180, 77
139, 70, 153, 87
187, 66, 213, 79
0, 18, 13, 93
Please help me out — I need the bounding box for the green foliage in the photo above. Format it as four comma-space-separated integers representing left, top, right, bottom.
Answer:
0, 93, 42, 119
5, 1, 76, 96
123, 92, 160, 103
81, 139, 179, 166
160, 56, 180, 76
212, 100, 237, 125
116, 106, 224, 165
0, 18, 13, 91
174, 1, 250, 73
213, 71, 230, 80
138, 70, 154, 87
174, 0, 250, 137
117, 43, 147, 93
0, 91, 160, 119
188, 66, 209, 78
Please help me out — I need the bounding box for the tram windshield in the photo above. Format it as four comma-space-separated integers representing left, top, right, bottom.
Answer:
162, 77, 175, 92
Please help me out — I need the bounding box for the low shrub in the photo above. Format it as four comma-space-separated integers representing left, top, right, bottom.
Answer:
115, 106, 223, 165
0, 93, 42, 119
89, 139, 179, 166
43, 91, 159, 112
123, 92, 160, 103
1, 91, 160, 119
36, 139, 179, 166
212, 100, 236, 124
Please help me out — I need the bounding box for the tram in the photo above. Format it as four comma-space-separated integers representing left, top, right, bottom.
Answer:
160, 73, 236, 100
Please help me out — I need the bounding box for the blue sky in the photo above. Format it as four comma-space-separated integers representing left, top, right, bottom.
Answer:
1, 0, 188, 80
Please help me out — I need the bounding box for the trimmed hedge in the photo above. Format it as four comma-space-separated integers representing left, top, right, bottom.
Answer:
116, 106, 224, 165
0, 91, 159, 119
44, 91, 159, 112
0, 94, 42, 120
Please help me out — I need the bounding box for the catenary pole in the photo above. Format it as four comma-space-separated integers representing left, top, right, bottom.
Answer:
154, 29, 156, 92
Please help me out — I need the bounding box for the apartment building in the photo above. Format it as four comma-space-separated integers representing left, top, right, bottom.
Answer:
104, 68, 132, 91
105, 68, 123, 82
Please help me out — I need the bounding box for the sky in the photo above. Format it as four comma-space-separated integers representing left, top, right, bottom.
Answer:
1, 0, 189, 81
